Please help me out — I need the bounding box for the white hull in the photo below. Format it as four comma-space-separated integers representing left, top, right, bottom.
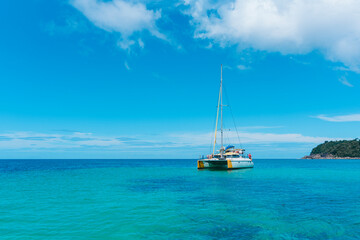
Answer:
198, 158, 254, 170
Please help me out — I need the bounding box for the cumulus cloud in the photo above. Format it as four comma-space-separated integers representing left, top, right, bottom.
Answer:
184, 0, 360, 71
315, 114, 360, 122
70, 0, 165, 49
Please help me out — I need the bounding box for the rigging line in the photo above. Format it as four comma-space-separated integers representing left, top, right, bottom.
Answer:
223, 121, 231, 146
209, 105, 217, 154
223, 83, 243, 149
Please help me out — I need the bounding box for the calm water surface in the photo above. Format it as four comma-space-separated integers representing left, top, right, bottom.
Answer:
0, 159, 359, 239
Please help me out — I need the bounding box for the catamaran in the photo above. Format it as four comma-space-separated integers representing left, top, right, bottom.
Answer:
197, 65, 254, 170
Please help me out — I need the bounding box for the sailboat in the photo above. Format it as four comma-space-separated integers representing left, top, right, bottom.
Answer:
197, 65, 254, 170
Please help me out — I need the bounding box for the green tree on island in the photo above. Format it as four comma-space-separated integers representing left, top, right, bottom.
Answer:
310, 139, 360, 158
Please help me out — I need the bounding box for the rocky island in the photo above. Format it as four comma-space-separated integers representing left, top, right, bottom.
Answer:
303, 139, 360, 159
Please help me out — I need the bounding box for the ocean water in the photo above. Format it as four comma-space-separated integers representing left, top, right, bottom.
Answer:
1, 159, 360, 240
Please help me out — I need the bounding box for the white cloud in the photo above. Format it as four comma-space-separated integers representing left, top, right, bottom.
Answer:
237, 64, 250, 70
124, 61, 131, 70
238, 126, 283, 130
70, 0, 165, 49
339, 76, 353, 87
0, 130, 334, 152
0, 132, 121, 150
170, 131, 334, 146
315, 114, 360, 122
184, 0, 360, 72
138, 38, 145, 48
0, 131, 190, 151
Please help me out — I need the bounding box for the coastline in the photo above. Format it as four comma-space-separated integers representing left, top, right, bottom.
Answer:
302, 154, 360, 159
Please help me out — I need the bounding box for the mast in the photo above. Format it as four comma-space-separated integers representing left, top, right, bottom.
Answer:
213, 67, 222, 155
220, 64, 224, 158
212, 64, 224, 158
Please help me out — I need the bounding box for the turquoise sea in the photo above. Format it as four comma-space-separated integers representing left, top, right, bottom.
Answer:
1, 159, 360, 239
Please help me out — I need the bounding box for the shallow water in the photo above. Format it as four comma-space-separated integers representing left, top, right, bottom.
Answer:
1, 159, 359, 239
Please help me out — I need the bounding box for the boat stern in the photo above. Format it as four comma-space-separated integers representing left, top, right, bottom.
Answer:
197, 160, 205, 169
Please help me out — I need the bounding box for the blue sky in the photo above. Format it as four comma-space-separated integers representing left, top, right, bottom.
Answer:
1, 0, 360, 159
